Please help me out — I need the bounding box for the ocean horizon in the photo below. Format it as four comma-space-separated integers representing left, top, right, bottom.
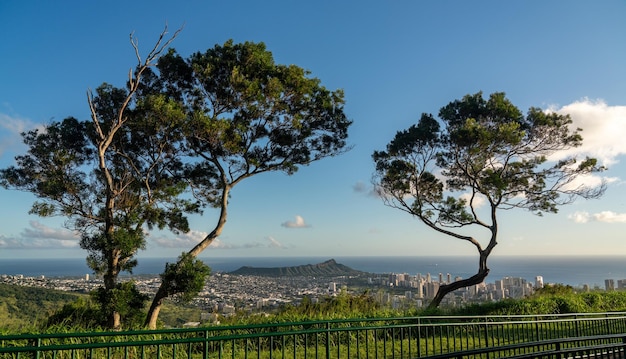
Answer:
1, 255, 624, 288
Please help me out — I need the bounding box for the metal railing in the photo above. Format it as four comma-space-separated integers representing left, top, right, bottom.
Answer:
1, 312, 625, 358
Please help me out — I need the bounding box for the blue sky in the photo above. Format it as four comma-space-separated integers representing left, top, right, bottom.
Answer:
1, 1, 625, 260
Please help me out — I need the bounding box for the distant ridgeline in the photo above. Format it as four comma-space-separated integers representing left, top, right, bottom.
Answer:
229, 259, 368, 277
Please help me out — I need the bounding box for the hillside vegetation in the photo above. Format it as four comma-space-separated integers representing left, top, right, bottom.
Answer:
220, 286, 626, 326
0, 283, 81, 331
2, 282, 626, 334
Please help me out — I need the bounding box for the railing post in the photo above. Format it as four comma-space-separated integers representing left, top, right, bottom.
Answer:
326, 322, 331, 359
204, 329, 209, 359
483, 319, 490, 359
535, 317, 540, 341
35, 337, 41, 359
417, 317, 422, 357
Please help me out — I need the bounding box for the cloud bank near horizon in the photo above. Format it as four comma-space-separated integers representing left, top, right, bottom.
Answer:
0, 221, 79, 249
569, 211, 626, 224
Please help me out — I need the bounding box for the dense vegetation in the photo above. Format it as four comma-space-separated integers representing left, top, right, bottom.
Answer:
0, 283, 81, 332
2, 282, 626, 335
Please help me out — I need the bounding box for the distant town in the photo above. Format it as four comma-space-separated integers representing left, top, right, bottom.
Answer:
3, 263, 626, 319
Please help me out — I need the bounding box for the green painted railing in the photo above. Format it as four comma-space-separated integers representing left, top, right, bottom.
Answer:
1, 312, 626, 358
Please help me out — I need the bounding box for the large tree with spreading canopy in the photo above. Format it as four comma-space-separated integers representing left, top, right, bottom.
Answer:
372, 92, 605, 307
0, 27, 200, 329
142, 40, 352, 328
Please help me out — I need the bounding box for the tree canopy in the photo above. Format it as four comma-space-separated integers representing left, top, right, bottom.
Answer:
0, 27, 196, 329
143, 40, 352, 328
1, 33, 352, 329
372, 91, 605, 307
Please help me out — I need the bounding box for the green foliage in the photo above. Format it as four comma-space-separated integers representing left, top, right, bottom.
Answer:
45, 297, 104, 329
372, 92, 606, 307
154, 40, 352, 203
91, 282, 149, 328
216, 289, 626, 328
144, 39, 352, 328
3, 283, 626, 335
161, 253, 211, 302
277, 291, 383, 320
221, 291, 393, 326
533, 283, 576, 296
374, 91, 605, 226
0, 283, 82, 331
0, 30, 197, 329
442, 289, 626, 316
155, 302, 203, 328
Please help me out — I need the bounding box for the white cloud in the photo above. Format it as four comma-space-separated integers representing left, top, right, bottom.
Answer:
266, 236, 284, 248
0, 235, 26, 249
592, 211, 626, 223
460, 192, 486, 208
151, 230, 207, 248
568, 210, 626, 224
151, 230, 285, 250
0, 221, 80, 249
209, 238, 236, 249
550, 99, 626, 167
568, 211, 590, 223
22, 221, 79, 242
0, 113, 38, 159
281, 215, 310, 228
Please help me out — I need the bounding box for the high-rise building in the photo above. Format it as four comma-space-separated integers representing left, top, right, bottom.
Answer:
416, 282, 424, 298
329, 282, 337, 293
425, 282, 439, 299
535, 276, 544, 289
605, 279, 615, 291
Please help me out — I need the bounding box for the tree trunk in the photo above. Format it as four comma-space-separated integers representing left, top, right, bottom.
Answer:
109, 312, 121, 330
144, 184, 231, 329
145, 285, 167, 329
427, 251, 490, 309
104, 250, 122, 330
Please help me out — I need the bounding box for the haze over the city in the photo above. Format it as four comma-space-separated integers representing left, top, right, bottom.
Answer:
1, 1, 625, 259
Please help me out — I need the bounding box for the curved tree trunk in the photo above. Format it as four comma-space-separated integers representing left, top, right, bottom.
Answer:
428, 250, 491, 309
144, 184, 231, 329
145, 285, 167, 330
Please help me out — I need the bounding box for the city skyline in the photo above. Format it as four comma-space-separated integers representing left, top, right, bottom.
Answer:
1, 1, 626, 259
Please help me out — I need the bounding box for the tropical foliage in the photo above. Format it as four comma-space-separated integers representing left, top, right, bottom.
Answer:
372, 92, 606, 307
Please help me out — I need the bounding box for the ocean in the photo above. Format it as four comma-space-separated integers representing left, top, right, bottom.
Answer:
1, 256, 625, 288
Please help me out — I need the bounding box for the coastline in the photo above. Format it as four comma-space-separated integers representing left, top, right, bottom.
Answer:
1, 255, 625, 287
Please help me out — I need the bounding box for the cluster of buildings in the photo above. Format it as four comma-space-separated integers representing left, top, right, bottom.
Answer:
4, 270, 626, 318
604, 279, 626, 291
366, 272, 540, 308
0, 272, 344, 317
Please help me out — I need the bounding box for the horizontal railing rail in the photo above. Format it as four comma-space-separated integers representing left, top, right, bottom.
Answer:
1, 312, 625, 358
423, 333, 626, 359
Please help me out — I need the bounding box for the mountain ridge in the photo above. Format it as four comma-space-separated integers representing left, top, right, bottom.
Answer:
228, 259, 367, 277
